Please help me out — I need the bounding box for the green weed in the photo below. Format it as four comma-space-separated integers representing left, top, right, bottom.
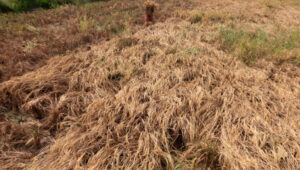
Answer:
24, 40, 37, 52
79, 15, 90, 32
190, 12, 204, 24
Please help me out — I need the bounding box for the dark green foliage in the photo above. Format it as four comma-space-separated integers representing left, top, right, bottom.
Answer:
0, 0, 109, 12
13, 0, 59, 11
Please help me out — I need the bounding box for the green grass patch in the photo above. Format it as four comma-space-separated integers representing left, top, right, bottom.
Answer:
185, 46, 202, 56
190, 12, 229, 24
217, 26, 300, 65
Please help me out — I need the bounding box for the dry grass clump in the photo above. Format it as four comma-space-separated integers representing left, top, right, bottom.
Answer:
0, 0, 192, 83
117, 37, 139, 51
0, 0, 144, 83
0, 39, 143, 169
8, 21, 295, 170
0, 119, 51, 169
1, 0, 300, 169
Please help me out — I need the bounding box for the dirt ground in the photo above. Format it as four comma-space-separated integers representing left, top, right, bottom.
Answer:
0, 0, 299, 169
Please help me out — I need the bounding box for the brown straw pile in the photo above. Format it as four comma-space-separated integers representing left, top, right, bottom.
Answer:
0, 20, 299, 169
